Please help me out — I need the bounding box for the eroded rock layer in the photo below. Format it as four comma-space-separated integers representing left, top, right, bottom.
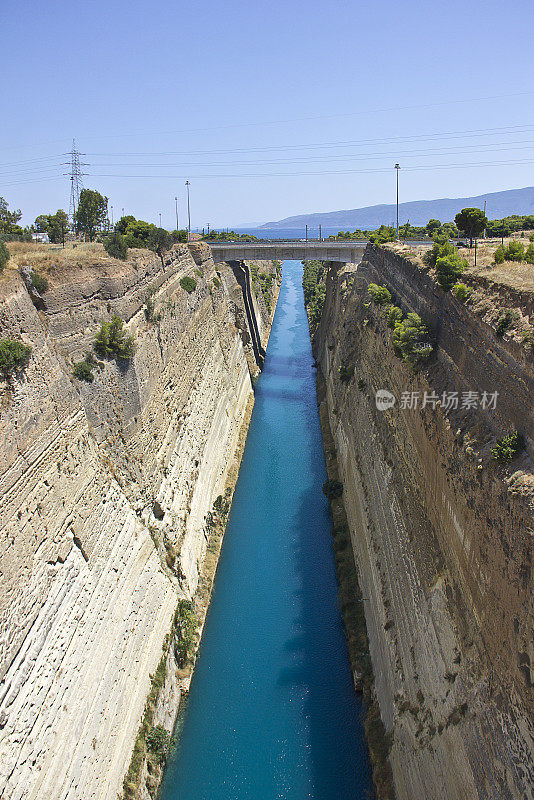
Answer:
0, 243, 279, 799
314, 245, 533, 800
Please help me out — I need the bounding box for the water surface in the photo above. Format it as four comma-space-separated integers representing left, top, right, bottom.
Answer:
160, 261, 373, 800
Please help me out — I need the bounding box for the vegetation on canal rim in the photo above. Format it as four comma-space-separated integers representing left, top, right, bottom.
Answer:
250, 262, 274, 312
367, 282, 433, 368
72, 353, 98, 383
302, 259, 326, 332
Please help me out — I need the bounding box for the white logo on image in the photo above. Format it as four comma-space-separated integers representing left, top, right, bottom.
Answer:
375, 389, 396, 411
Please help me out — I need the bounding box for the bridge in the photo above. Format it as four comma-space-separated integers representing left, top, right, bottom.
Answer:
209, 240, 368, 264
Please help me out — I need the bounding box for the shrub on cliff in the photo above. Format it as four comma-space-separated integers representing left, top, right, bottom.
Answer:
94, 315, 135, 360
423, 236, 456, 268
435, 253, 466, 292
338, 364, 354, 383
322, 479, 343, 500
0, 240, 9, 271
173, 599, 197, 667
72, 354, 96, 383
0, 338, 32, 379
145, 725, 170, 765
491, 430, 525, 463
104, 233, 128, 260
180, 276, 197, 293
30, 270, 48, 292
392, 313, 433, 367
525, 243, 534, 265
367, 283, 392, 305
452, 283, 471, 302
381, 304, 403, 328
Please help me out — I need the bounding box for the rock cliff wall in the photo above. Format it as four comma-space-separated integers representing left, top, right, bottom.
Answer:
0, 243, 279, 799
314, 245, 533, 800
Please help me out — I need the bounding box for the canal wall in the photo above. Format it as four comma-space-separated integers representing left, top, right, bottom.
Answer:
313, 244, 534, 800
0, 242, 280, 799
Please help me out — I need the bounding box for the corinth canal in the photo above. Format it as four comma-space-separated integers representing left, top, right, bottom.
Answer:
160, 261, 373, 799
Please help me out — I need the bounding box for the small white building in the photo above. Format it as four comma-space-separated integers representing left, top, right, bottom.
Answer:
32, 232, 49, 243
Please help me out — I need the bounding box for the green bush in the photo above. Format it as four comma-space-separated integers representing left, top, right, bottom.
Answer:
525, 243, 534, 265
180, 276, 197, 293
491, 431, 525, 463
338, 364, 354, 383
392, 313, 433, 367
0, 241, 9, 271
452, 283, 471, 301
435, 253, 466, 292
145, 725, 170, 764
72, 358, 95, 383
494, 245, 505, 264
322, 479, 343, 500
94, 315, 135, 359
495, 309, 516, 337
31, 270, 48, 292
212, 276, 220, 289
173, 599, 197, 667
382, 304, 403, 328
104, 233, 128, 260
0, 338, 32, 379
423, 237, 456, 268
367, 283, 392, 305
504, 240, 525, 262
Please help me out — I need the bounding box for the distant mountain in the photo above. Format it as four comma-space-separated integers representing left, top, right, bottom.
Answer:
261, 187, 534, 230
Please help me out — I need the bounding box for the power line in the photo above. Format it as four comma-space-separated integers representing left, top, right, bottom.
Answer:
87, 155, 534, 179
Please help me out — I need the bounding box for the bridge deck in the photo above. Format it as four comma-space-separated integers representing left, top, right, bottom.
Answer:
209, 241, 367, 263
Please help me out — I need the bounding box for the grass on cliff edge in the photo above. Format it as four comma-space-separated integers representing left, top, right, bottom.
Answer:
4, 241, 152, 283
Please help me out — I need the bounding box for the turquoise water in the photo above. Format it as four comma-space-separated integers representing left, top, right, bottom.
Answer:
160, 261, 373, 800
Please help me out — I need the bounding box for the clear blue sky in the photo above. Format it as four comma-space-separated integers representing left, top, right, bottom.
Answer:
2, 0, 534, 229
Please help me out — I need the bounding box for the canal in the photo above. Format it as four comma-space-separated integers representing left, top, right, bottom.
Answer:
160, 261, 373, 799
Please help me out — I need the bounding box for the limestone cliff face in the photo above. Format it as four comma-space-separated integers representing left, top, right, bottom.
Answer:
314, 245, 533, 800
0, 243, 278, 800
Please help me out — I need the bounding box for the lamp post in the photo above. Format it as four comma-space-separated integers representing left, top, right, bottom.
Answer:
395, 163, 400, 240
185, 181, 191, 242
175, 196, 179, 231
159, 212, 162, 228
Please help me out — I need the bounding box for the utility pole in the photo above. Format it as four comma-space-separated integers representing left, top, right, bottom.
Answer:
185, 181, 191, 242
175, 196, 179, 231
305, 224, 308, 242
66, 139, 87, 231
159, 212, 162, 228
395, 163, 400, 240
483, 200, 487, 239
319, 224, 322, 241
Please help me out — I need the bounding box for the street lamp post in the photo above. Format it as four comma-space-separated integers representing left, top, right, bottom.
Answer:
185, 181, 191, 242
395, 163, 400, 240
175, 196, 179, 231
159, 212, 162, 228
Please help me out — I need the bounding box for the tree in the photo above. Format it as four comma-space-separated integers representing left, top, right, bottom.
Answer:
0, 197, 22, 235
34, 214, 50, 234
454, 208, 487, 246
48, 210, 69, 244
116, 215, 136, 235
94, 315, 135, 359
148, 227, 173, 264
426, 219, 441, 237
75, 189, 108, 241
